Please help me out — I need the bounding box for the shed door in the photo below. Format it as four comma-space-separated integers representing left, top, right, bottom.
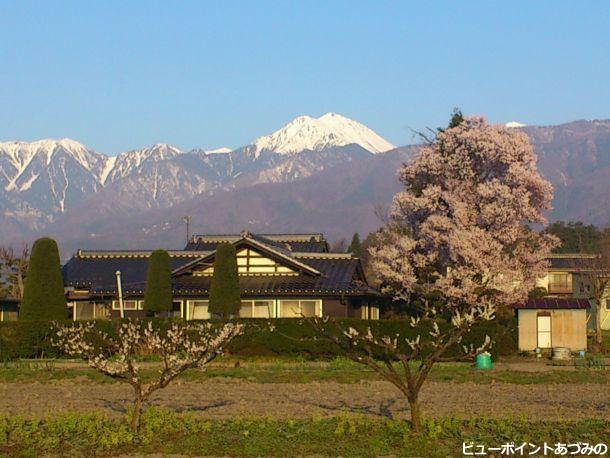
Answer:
537, 315, 552, 348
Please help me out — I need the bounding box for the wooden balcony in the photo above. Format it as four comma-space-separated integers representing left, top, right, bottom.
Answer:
547, 285, 573, 295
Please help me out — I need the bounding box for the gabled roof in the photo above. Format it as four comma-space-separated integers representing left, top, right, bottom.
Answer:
61, 232, 374, 297
172, 256, 376, 296
173, 234, 321, 277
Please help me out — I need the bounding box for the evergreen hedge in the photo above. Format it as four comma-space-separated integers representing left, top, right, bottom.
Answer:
208, 243, 241, 317
143, 250, 172, 315
0, 318, 517, 361
19, 238, 67, 321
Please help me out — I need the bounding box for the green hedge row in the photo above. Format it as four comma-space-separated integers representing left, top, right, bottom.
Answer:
0, 317, 517, 361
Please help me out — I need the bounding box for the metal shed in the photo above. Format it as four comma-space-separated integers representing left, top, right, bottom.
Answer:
513, 298, 590, 352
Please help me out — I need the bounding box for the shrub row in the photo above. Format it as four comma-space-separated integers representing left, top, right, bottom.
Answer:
0, 317, 517, 361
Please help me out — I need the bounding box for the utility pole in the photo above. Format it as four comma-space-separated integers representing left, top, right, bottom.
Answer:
115, 270, 125, 319
183, 216, 191, 245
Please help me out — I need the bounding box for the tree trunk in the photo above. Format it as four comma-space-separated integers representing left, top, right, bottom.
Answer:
595, 299, 603, 348
16, 272, 24, 300
408, 395, 422, 432
131, 395, 143, 433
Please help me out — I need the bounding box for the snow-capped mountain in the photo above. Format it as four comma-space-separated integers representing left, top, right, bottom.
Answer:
103, 144, 184, 184
5, 115, 608, 250
506, 121, 527, 128
251, 112, 395, 155
0, 139, 108, 226
0, 113, 394, 236
0, 138, 107, 191
47, 119, 610, 254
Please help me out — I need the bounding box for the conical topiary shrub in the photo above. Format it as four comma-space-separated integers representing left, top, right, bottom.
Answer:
208, 243, 241, 318
143, 249, 173, 317
19, 237, 67, 321
348, 232, 363, 257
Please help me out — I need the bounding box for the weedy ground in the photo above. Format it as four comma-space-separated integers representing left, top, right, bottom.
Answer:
0, 408, 608, 457
1, 356, 609, 384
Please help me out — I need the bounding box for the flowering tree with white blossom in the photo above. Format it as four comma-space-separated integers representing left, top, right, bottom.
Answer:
54, 320, 244, 432
309, 115, 557, 432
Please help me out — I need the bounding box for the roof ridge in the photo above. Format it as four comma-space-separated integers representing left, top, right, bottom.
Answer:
293, 252, 354, 259
548, 253, 598, 258
76, 250, 211, 258
190, 233, 324, 242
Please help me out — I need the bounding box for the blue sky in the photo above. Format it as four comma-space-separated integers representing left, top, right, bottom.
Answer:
0, 1, 609, 154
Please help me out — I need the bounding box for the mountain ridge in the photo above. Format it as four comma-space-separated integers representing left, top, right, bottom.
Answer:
1, 117, 609, 253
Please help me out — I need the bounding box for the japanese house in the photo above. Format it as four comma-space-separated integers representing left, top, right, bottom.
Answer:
61, 232, 380, 320
535, 253, 610, 330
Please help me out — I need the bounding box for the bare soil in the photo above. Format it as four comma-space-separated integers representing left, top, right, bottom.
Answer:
1, 378, 607, 420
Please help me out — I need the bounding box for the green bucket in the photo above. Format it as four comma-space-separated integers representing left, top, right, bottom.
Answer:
475, 352, 492, 370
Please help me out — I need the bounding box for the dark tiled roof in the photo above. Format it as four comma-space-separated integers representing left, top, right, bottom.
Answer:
62, 237, 375, 297
0, 297, 20, 305
284, 240, 328, 252
172, 257, 374, 296
247, 234, 294, 256
62, 252, 206, 293
185, 233, 328, 253
548, 254, 598, 270
516, 298, 591, 310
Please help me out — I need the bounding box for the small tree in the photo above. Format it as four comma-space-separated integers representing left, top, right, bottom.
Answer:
545, 221, 603, 253
572, 235, 610, 350
331, 238, 348, 252
309, 116, 557, 432
143, 249, 172, 316
54, 320, 243, 432
348, 233, 363, 258
208, 243, 241, 318
20, 238, 66, 321
0, 245, 29, 300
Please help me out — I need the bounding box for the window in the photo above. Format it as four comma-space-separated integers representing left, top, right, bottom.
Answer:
537, 315, 552, 348
189, 300, 210, 320
280, 300, 300, 318
253, 301, 272, 318
370, 307, 380, 320
240, 300, 272, 318
170, 301, 182, 318
112, 300, 138, 310
279, 300, 321, 318
300, 301, 316, 317
359, 305, 380, 320
548, 273, 572, 294
360, 305, 369, 319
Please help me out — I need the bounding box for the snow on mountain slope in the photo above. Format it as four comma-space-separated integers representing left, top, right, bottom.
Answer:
506, 121, 527, 128
251, 112, 395, 155
0, 138, 107, 191
0, 139, 110, 228
103, 144, 183, 183
205, 147, 232, 154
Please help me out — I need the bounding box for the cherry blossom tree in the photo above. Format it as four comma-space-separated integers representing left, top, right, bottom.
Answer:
310, 116, 557, 432
54, 320, 243, 432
